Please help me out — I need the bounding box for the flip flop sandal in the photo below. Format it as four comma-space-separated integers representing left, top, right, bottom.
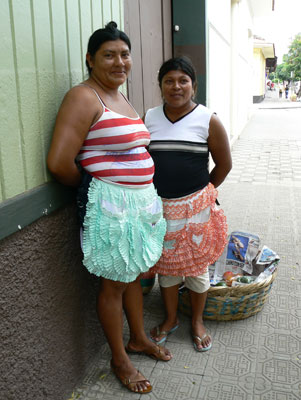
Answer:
192, 333, 212, 352
111, 360, 152, 394
125, 343, 172, 362
150, 324, 179, 345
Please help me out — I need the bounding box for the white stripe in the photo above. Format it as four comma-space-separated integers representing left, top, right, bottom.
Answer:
81, 139, 149, 151
87, 124, 148, 139
102, 174, 154, 182
90, 111, 140, 126
99, 111, 140, 121
77, 151, 102, 160
77, 147, 149, 160
84, 158, 154, 172
149, 143, 208, 152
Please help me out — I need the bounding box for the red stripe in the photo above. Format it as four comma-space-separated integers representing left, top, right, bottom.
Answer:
83, 132, 150, 146
80, 153, 151, 166
90, 117, 143, 131
114, 179, 153, 185
91, 166, 154, 177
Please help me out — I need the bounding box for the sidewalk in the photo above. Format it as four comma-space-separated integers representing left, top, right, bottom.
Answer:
69, 97, 301, 400
258, 88, 301, 109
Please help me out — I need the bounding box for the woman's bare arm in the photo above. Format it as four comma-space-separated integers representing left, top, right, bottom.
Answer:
47, 86, 101, 186
207, 113, 232, 188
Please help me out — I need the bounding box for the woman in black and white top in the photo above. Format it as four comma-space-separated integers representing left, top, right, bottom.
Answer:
145, 57, 232, 352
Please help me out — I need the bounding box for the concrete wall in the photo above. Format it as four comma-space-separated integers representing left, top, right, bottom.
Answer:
231, 0, 254, 140
253, 47, 266, 99
1, 204, 104, 400
207, 0, 231, 135
207, 0, 256, 144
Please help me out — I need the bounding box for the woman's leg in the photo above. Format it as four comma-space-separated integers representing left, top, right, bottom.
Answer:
150, 280, 180, 343
123, 277, 172, 360
97, 277, 151, 392
186, 274, 211, 350
189, 288, 212, 350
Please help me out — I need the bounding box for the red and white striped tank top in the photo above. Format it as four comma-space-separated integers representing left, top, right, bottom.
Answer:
77, 87, 154, 188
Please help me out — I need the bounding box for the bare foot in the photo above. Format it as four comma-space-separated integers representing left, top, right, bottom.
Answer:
192, 321, 212, 351
111, 359, 152, 393
126, 338, 172, 361
150, 320, 179, 344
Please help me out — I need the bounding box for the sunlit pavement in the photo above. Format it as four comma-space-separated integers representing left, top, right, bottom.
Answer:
259, 88, 301, 108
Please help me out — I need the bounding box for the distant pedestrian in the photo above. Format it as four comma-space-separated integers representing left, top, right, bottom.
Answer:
279, 87, 283, 98
285, 84, 289, 99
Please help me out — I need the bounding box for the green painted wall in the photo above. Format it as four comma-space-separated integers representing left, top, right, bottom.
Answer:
0, 0, 124, 203
0, 0, 124, 239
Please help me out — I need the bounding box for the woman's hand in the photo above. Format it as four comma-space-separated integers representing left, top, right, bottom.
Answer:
47, 86, 101, 186
207, 113, 232, 188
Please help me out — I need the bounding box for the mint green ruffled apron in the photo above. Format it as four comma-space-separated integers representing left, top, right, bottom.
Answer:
82, 178, 166, 282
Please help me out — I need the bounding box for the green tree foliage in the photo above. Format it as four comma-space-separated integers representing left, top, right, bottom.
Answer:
276, 62, 291, 82
276, 33, 301, 81
286, 33, 301, 79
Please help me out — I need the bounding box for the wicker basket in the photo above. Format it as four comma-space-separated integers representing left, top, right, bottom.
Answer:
140, 270, 156, 295
140, 277, 155, 294
178, 269, 277, 321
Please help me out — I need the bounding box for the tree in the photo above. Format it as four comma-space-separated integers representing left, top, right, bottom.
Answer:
276, 33, 301, 81
286, 33, 301, 80
276, 62, 291, 82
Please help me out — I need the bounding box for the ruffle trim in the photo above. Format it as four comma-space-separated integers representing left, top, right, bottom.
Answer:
82, 179, 166, 282
151, 185, 228, 276
162, 183, 218, 220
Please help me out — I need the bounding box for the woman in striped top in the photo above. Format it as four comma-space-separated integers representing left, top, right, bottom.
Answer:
47, 22, 171, 394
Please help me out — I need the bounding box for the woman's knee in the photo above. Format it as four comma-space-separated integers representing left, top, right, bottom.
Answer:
99, 278, 128, 298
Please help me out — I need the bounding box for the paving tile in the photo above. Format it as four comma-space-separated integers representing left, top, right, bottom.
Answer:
253, 382, 301, 399
198, 375, 255, 400
145, 370, 203, 400
71, 361, 148, 400
260, 333, 300, 356
150, 341, 209, 375
255, 356, 300, 390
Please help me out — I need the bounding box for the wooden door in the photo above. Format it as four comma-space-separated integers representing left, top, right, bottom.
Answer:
124, 0, 172, 116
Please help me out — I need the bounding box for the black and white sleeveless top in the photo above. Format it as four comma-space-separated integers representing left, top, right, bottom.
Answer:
145, 104, 213, 199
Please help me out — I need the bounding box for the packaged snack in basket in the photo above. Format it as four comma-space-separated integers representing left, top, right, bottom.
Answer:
253, 247, 279, 282
210, 232, 280, 286
252, 245, 279, 276
211, 231, 260, 284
